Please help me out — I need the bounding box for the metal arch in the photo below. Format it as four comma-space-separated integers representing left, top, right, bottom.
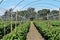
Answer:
20, 0, 41, 9
53, 0, 60, 3
32, 3, 59, 8
0, 0, 3, 4
21, 2, 59, 9
12, 0, 24, 11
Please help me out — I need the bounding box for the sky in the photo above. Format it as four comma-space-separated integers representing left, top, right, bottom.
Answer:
0, 0, 60, 16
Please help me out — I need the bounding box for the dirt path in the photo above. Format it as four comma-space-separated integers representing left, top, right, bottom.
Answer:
26, 21, 44, 40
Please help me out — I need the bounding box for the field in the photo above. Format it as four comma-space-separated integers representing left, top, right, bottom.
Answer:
0, 20, 60, 40
1, 0, 60, 40
34, 20, 60, 40
0, 21, 19, 39
2, 21, 30, 40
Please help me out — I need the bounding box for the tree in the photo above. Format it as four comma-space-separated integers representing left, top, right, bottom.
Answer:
50, 10, 59, 20
38, 9, 50, 20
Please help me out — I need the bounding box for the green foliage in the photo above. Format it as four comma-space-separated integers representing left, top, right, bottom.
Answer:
0, 21, 19, 39
38, 9, 50, 16
0, 21, 10, 28
2, 21, 30, 40
34, 20, 60, 40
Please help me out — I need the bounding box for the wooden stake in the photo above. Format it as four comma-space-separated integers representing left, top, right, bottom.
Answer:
15, 10, 18, 32
47, 13, 50, 27
4, 15, 6, 35
59, 8, 60, 20
47, 13, 48, 20
16, 10, 18, 23
10, 10, 13, 32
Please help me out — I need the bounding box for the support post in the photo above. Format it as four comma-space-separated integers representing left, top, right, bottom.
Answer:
47, 13, 50, 27
4, 15, 6, 35
15, 10, 18, 32
59, 8, 60, 20
9, 9, 13, 32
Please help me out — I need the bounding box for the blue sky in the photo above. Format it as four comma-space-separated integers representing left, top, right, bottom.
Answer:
0, 0, 60, 16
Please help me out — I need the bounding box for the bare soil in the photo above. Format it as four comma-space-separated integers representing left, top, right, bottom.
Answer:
26, 21, 44, 40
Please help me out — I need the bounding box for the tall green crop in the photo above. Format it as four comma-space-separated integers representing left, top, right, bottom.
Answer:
2, 21, 30, 40
34, 20, 60, 40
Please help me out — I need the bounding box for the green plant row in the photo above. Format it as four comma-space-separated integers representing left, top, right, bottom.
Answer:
0, 21, 17, 28
2, 21, 30, 40
0, 21, 10, 28
0, 21, 19, 39
34, 21, 60, 40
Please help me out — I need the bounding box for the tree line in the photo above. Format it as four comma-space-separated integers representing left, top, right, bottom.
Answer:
0, 8, 59, 21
